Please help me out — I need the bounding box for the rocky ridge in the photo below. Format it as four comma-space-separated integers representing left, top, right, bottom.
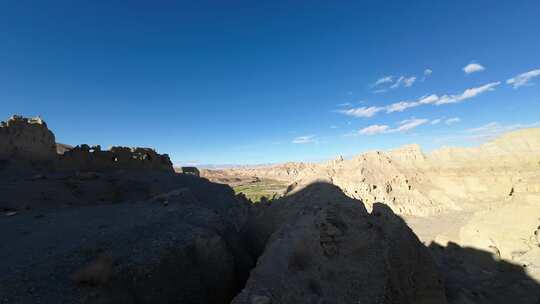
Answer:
1, 116, 539, 303
234, 183, 447, 304
222, 128, 540, 216
0, 115, 458, 303
0, 115, 57, 161
213, 128, 540, 303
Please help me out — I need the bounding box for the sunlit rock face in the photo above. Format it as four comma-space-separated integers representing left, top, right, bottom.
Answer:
222, 128, 540, 216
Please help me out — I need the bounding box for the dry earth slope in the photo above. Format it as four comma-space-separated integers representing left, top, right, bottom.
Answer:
223, 128, 540, 217
217, 128, 540, 299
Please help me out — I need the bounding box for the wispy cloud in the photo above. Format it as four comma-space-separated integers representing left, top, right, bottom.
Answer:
357, 118, 429, 136
437, 82, 500, 104
385, 94, 439, 113
393, 118, 429, 132
429, 117, 460, 126
337, 81, 500, 119
373, 76, 393, 87
383, 82, 500, 114
292, 135, 316, 144
422, 68, 433, 81
463, 63, 485, 74
390, 76, 416, 89
385, 101, 417, 113
337, 106, 384, 118
445, 117, 461, 125
372, 74, 416, 92
466, 122, 501, 134
358, 124, 390, 135
465, 121, 540, 141
506, 68, 540, 89
404, 76, 416, 87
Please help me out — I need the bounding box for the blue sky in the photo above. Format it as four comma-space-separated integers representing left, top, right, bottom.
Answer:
1, 1, 539, 165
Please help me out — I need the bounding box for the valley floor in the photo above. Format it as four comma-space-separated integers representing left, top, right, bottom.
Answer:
403, 211, 474, 245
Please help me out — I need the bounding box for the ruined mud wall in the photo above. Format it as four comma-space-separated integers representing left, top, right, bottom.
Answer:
58, 144, 174, 172
0, 115, 173, 172
0, 115, 57, 161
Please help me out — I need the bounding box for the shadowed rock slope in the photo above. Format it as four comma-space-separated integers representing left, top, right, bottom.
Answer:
0, 175, 253, 304
234, 183, 447, 304
0, 116, 253, 303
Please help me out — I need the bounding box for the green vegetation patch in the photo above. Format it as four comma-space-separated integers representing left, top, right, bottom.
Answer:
233, 179, 288, 203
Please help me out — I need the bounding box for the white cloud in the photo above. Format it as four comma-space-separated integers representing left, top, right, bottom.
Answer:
385, 101, 418, 113
445, 117, 461, 125
404, 76, 416, 87
292, 135, 316, 144
392, 118, 429, 132
372, 74, 416, 92
463, 63, 485, 74
435, 82, 500, 105
390, 76, 416, 89
373, 76, 393, 87
330, 125, 338, 129
418, 94, 439, 104
466, 122, 500, 134
337, 106, 384, 118
390, 76, 403, 89
382, 82, 499, 114
337, 102, 352, 107
358, 118, 429, 136
465, 121, 540, 141
358, 124, 390, 135
385, 94, 439, 113
431, 119, 441, 125
506, 68, 540, 89
337, 82, 499, 119
421, 69, 433, 81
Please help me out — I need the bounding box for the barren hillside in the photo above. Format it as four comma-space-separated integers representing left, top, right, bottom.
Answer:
209, 128, 540, 288
219, 128, 540, 216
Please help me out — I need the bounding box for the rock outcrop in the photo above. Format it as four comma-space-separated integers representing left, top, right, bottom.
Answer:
0, 115, 57, 161
58, 144, 173, 172
0, 116, 174, 211
0, 175, 253, 304
214, 128, 540, 303
0, 115, 173, 172
233, 183, 447, 304
2, 115, 538, 303
457, 201, 540, 283
429, 242, 540, 304
222, 128, 540, 216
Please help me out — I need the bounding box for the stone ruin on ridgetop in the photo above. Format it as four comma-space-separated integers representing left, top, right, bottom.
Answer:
0, 115, 57, 161
0, 115, 173, 172
58, 144, 173, 171
178, 166, 200, 176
